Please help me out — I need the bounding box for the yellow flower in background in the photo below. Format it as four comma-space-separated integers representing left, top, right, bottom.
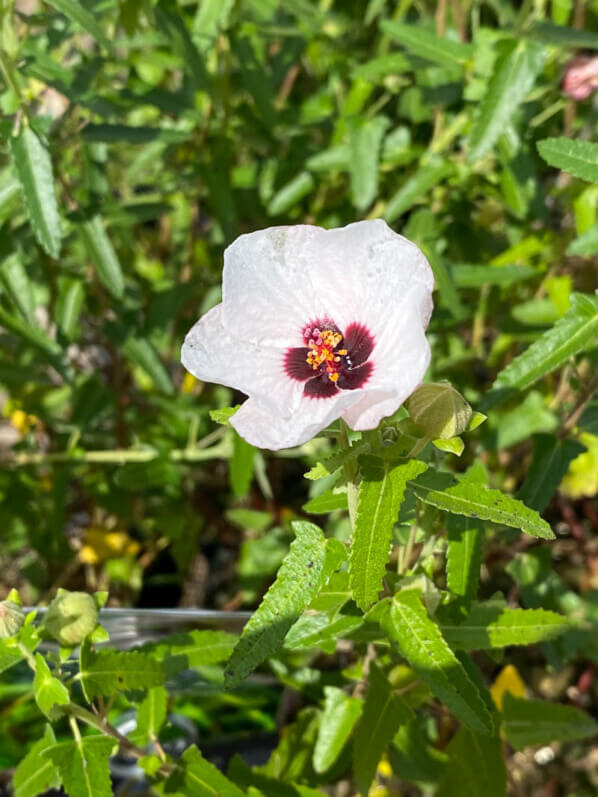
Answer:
9, 409, 38, 436
80, 526, 140, 565
560, 433, 598, 499
181, 371, 199, 394
490, 664, 526, 711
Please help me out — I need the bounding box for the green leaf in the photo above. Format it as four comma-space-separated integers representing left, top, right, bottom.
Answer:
373, 591, 495, 735
82, 124, 190, 143
348, 115, 390, 211
168, 745, 245, 796
469, 40, 545, 162
0, 254, 36, 324
303, 489, 348, 514
193, 0, 235, 51
79, 641, 164, 701
433, 437, 464, 456
436, 726, 507, 797
121, 335, 175, 395
492, 293, 598, 392
45, 0, 114, 53
526, 21, 598, 51
0, 305, 62, 359
353, 663, 413, 796
9, 125, 61, 258
446, 516, 484, 602
350, 459, 428, 611
517, 434, 586, 512
384, 161, 452, 222
224, 522, 332, 688
313, 686, 362, 774
381, 21, 474, 67
56, 278, 85, 340
148, 629, 237, 675
304, 440, 370, 480
503, 693, 598, 749
33, 654, 70, 719
13, 725, 60, 797
440, 604, 569, 650
284, 609, 362, 652
155, 0, 210, 91
230, 431, 255, 497
43, 736, 116, 797
408, 471, 554, 539
567, 223, 598, 256
268, 171, 315, 216
209, 406, 240, 426
0, 631, 39, 674
537, 137, 598, 183
79, 215, 124, 300
452, 263, 538, 287
137, 686, 167, 742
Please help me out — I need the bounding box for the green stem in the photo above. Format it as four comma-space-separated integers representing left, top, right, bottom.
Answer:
338, 420, 359, 529
405, 436, 430, 459
0, 50, 22, 102
17, 641, 37, 670
398, 524, 417, 575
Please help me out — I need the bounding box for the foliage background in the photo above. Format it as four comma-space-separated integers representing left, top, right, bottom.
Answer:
1, 0, 598, 794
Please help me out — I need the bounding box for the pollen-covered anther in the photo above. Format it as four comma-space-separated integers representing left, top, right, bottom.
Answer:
305, 327, 345, 381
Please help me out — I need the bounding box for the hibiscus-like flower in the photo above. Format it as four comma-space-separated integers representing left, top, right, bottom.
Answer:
182, 220, 434, 450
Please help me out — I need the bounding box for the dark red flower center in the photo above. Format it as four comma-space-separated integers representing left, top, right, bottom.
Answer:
284, 318, 374, 399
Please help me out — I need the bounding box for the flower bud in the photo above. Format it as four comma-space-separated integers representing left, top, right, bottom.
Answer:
44, 591, 98, 646
0, 600, 25, 638
407, 382, 472, 440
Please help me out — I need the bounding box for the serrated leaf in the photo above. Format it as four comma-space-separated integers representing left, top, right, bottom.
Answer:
224, 522, 332, 688
538, 137, 598, 183
168, 745, 245, 796
381, 21, 474, 67
446, 516, 484, 602
408, 471, 554, 539
43, 736, 116, 797
440, 604, 569, 650
373, 591, 495, 735
79, 215, 124, 300
34, 654, 70, 719
79, 641, 164, 701
436, 726, 507, 797
284, 609, 363, 651
9, 125, 61, 258
137, 686, 167, 742
303, 489, 348, 514
304, 440, 370, 480
353, 663, 413, 796
0, 254, 35, 324
147, 629, 237, 675
503, 693, 598, 749
313, 686, 362, 773
517, 434, 586, 512
469, 39, 545, 161
350, 459, 428, 611
13, 725, 60, 797
45, 0, 113, 53
348, 115, 390, 211
492, 293, 598, 392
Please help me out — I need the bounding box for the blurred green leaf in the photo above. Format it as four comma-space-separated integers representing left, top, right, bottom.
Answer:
78, 215, 124, 300
268, 172, 315, 216
45, 0, 114, 53
9, 125, 61, 258
436, 726, 506, 797
384, 162, 452, 222
469, 40, 545, 162
503, 693, 598, 749
230, 430, 255, 497
348, 116, 390, 211
313, 686, 362, 774
381, 21, 474, 67
517, 434, 586, 512
537, 137, 598, 183
56, 277, 85, 340
0, 253, 35, 324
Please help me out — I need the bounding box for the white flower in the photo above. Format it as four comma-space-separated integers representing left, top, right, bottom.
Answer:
181, 219, 434, 450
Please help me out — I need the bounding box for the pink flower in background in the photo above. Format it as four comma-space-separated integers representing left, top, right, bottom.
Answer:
562, 56, 598, 100
181, 220, 434, 450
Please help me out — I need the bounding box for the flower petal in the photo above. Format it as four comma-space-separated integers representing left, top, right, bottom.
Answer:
231, 390, 366, 450
284, 347, 314, 381
181, 304, 302, 414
